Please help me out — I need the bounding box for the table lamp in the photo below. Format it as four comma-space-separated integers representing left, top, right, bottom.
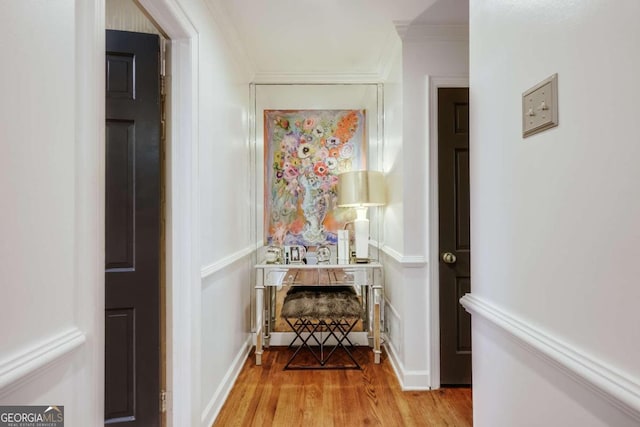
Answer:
337, 170, 385, 261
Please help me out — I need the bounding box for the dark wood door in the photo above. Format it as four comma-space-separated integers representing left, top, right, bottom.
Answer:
105, 30, 161, 426
438, 87, 472, 385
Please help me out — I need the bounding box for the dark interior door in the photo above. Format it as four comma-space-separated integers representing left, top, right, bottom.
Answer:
438, 87, 472, 385
105, 30, 161, 426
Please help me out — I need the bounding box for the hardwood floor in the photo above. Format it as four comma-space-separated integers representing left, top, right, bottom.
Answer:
213, 347, 472, 426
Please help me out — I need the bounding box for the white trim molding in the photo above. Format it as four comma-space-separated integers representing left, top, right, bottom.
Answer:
384, 296, 430, 390
427, 75, 469, 389
137, 1, 201, 426
461, 294, 640, 422
379, 244, 427, 267
203, 0, 255, 81
0, 327, 86, 396
397, 23, 469, 43
252, 71, 382, 84
201, 245, 255, 280
393, 21, 410, 40
376, 27, 402, 82
384, 342, 430, 391
201, 335, 252, 427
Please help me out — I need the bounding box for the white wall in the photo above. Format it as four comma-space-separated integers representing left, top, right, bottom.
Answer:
382, 43, 404, 254
382, 23, 468, 389
0, 0, 254, 426
1, 1, 76, 353
401, 24, 469, 258
0, 1, 104, 426
469, 0, 640, 425
161, 0, 254, 425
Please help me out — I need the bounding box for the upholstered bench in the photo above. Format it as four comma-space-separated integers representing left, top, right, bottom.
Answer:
280, 286, 363, 370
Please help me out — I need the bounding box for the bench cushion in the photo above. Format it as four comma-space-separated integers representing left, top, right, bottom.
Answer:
281, 286, 363, 319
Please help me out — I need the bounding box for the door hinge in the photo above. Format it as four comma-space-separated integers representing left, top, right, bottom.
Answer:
160, 390, 167, 413
160, 38, 166, 77
159, 37, 167, 142
160, 74, 166, 141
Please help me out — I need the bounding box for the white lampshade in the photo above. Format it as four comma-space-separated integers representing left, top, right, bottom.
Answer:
337, 170, 385, 207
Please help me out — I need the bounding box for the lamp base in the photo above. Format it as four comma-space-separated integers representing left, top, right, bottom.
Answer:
354, 212, 369, 260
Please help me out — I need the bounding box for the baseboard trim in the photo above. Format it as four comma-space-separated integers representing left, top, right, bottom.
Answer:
200, 335, 253, 427
460, 293, 640, 422
0, 327, 86, 395
384, 341, 431, 391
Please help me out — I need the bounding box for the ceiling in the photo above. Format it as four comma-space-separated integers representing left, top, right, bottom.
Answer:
214, 0, 468, 80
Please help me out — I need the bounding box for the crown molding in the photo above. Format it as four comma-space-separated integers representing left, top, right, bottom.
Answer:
393, 20, 411, 40
376, 27, 403, 81
203, 0, 256, 80
251, 71, 383, 85
396, 23, 468, 43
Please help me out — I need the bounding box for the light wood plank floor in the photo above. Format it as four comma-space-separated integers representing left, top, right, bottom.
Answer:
213, 346, 472, 426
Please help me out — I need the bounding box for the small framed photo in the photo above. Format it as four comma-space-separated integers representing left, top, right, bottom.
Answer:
284, 245, 306, 264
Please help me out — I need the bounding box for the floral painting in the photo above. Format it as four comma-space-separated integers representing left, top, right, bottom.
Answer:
264, 109, 366, 246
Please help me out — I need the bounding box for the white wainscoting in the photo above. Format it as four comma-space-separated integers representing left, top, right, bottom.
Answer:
379, 246, 431, 390
461, 293, 640, 423
384, 295, 431, 390
199, 247, 254, 426
200, 335, 252, 427
384, 342, 431, 391
0, 327, 86, 397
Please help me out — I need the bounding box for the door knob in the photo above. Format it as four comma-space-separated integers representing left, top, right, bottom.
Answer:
442, 252, 457, 264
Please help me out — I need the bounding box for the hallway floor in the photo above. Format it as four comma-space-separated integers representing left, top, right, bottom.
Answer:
213, 346, 472, 426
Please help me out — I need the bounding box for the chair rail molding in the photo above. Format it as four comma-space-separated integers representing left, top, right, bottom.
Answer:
200, 244, 255, 280
460, 293, 640, 423
379, 244, 427, 267
0, 327, 86, 396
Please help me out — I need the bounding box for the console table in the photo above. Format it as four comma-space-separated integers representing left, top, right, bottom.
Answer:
254, 262, 384, 365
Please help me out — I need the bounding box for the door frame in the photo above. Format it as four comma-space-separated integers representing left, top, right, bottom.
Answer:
128, 1, 200, 426
427, 75, 469, 389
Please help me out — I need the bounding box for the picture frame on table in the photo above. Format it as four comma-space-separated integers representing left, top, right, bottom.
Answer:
284, 245, 306, 264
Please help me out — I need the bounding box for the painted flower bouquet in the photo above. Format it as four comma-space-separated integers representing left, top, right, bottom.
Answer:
264, 109, 366, 246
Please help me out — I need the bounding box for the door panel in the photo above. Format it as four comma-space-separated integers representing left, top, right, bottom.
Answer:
105, 30, 161, 426
105, 309, 135, 421
105, 120, 135, 271
438, 87, 472, 385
